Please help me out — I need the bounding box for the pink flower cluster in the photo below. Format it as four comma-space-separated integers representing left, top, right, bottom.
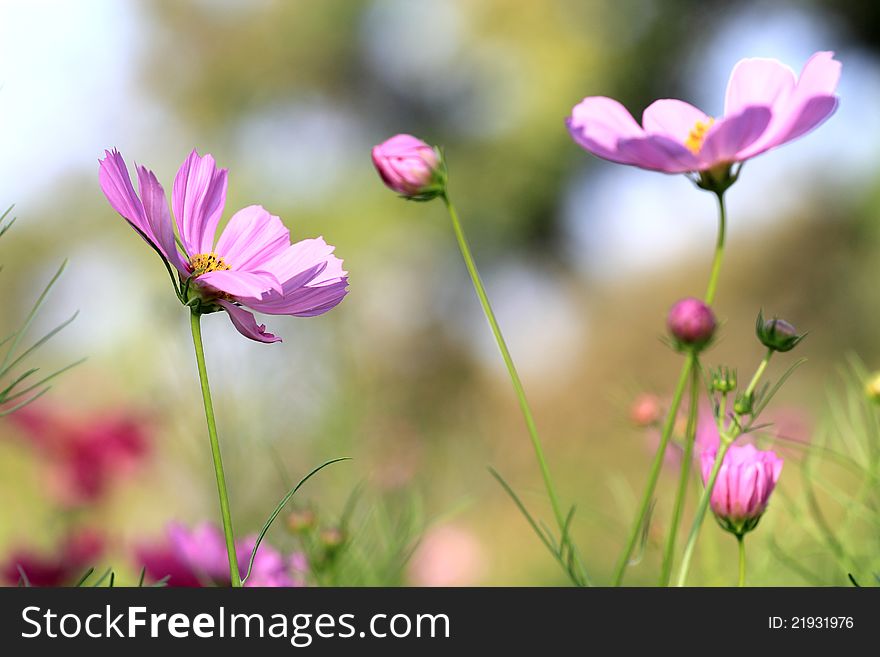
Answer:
9, 404, 150, 506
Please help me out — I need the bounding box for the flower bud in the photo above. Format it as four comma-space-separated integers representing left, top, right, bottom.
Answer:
756, 310, 805, 352
667, 297, 716, 350
286, 509, 316, 534
710, 366, 737, 393
371, 134, 445, 200
866, 372, 880, 404
630, 393, 661, 426
701, 444, 783, 537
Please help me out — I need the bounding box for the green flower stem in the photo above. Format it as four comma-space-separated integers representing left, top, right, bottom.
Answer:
612, 357, 692, 585
674, 438, 730, 587
612, 192, 728, 585
659, 353, 700, 586
675, 350, 775, 587
737, 534, 746, 587
704, 191, 727, 306
441, 193, 565, 534
745, 348, 773, 399
189, 311, 242, 588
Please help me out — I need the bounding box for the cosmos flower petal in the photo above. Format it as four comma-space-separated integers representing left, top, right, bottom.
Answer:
699, 106, 771, 165
724, 57, 796, 116
238, 237, 349, 317
98, 149, 179, 265
216, 300, 281, 343
566, 96, 646, 165
642, 99, 711, 142
214, 205, 290, 272
615, 134, 701, 173
197, 269, 282, 299
136, 165, 189, 274
172, 149, 228, 256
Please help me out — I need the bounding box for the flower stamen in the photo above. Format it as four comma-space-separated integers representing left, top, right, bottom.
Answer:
684, 118, 715, 154
190, 252, 230, 276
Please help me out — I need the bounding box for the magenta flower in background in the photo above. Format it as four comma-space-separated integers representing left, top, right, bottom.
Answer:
99, 149, 348, 343
567, 51, 840, 175
2, 529, 104, 587
8, 403, 149, 507
372, 134, 444, 199
700, 443, 783, 536
136, 522, 305, 588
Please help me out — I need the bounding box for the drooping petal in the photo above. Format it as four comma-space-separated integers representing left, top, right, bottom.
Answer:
216, 300, 280, 343
197, 269, 282, 299
172, 150, 228, 256
566, 96, 646, 165
642, 99, 711, 143
214, 205, 290, 272
136, 166, 188, 273
724, 57, 796, 116
699, 106, 772, 165
99, 150, 181, 267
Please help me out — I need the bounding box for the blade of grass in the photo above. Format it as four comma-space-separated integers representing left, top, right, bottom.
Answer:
74, 567, 95, 587
241, 457, 350, 586
0, 260, 67, 374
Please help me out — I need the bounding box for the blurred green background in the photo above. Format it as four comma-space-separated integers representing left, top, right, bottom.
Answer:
1, 0, 879, 586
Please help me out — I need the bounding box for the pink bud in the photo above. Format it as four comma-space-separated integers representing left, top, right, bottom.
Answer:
667, 297, 716, 348
631, 393, 662, 426
372, 134, 442, 197
701, 443, 783, 536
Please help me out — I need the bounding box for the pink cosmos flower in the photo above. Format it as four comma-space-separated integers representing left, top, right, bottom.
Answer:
701, 443, 783, 536
136, 521, 305, 588
567, 51, 840, 174
372, 134, 443, 197
8, 403, 149, 507
99, 149, 348, 343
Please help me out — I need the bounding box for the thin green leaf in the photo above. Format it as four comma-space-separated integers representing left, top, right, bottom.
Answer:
0, 311, 79, 380
137, 567, 146, 587
241, 457, 350, 586
630, 499, 655, 566
489, 466, 556, 556
490, 467, 583, 586
0, 387, 50, 417
149, 575, 170, 588
0, 367, 39, 401
109, 572, 115, 588
752, 358, 807, 418
91, 568, 112, 587
0, 259, 67, 374
74, 567, 95, 587
2, 358, 86, 404
848, 573, 861, 587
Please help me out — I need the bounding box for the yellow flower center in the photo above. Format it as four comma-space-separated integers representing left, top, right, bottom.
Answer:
684, 118, 714, 154
190, 252, 230, 276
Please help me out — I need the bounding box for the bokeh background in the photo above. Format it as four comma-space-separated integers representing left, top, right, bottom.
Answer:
1, 0, 879, 586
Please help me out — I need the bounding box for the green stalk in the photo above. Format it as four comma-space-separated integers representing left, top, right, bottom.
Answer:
737, 534, 746, 587
659, 354, 700, 585
674, 350, 772, 586
704, 192, 727, 306
675, 438, 731, 586
612, 358, 692, 585
189, 311, 241, 587
612, 191, 728, 585
441, 193, 565, 534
